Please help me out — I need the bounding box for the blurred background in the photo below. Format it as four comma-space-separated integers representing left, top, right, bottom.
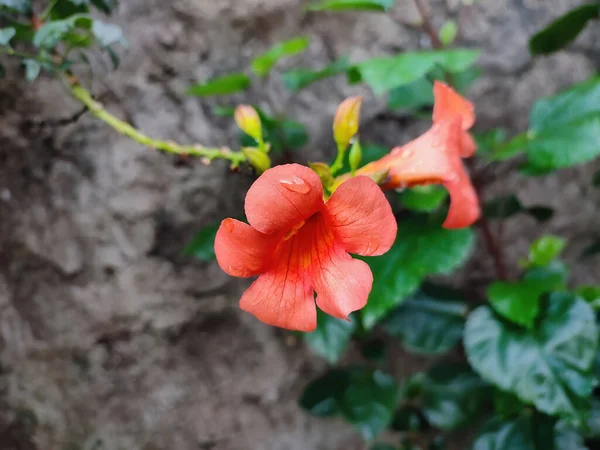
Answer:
0, 0, 599, 449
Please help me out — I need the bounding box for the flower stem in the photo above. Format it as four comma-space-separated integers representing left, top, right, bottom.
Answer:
66, 81, 246, 167
330, 143, 347, 175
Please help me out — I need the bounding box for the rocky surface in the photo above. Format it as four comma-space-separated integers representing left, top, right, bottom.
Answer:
0, 0, 599, 449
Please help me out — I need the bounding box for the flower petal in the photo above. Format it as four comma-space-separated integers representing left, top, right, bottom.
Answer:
312, 245, 373, 320
244, 163, 324, 235
215, 218, 277, 278
433, 81, 475, 130
442, 159, 481, 229
239, 234, 317, 332
326, 176, 397, 256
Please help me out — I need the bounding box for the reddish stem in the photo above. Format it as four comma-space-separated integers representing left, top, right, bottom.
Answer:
413, 0, 443, 49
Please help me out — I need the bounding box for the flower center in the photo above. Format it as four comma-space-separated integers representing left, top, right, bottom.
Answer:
283, 219, 306, 241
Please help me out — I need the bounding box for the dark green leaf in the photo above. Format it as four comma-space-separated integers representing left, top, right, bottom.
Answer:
525, 235, 566, 268
0, 0, 30, 13
91, 0, 117, 13
356, 49, 480, 95
522, 260, 569, 291
182, 223, 219, 261
465, 293, 598, 418
421, 364, 489, 430
304, 310, 356, 363
338, 369, 399, 440
494, 390, 526, 420
362, 218, 474, 328
473, 414, 557, 450
581, 239, 600, 259
91, 20, 126, 47
399, 186, 448, 213
360, 338, 387, 361
23, 59, 40, 81
282, 57, 351, 92
251, 37, 310, 77
390, 405, 428, 432
490, 132, 527, 161
474, 128, 507, 158
555, 421, 588, 450
50, 0, 88, 19
526, 206, 554, 223
387, 77, 434, 111
187, 73, 251, 97
576, 285, 600, 307
279, 120, 309, 150
484, 195, 523, 219
299, 369, 348, 417
0, 27, 16, 45
383, 285, 467, 355
529, 4, 600, 55
370, 445, 397, 450
306, 0, 395, 12
33, 15, 91, 49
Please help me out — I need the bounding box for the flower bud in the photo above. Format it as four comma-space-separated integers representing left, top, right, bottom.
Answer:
235, 105, 263, 144
348, 139, 362, 175
242, 147, 271, 174
308, 162, 334, 189
333, 96, 362, 150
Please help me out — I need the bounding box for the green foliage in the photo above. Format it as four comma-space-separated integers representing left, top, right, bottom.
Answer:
472, 413, 557, 450
529, 3, 599, 55
251, 37, 310, 77
187, 73, 251, 96
523, 235, 566, 268
282, 57, 351, 91
0, 27, 16, 45
399, 186, 448, 212
438, 20, 458, 47
361, 217, 474, 328
383, 284, 467, 355
0, 0, 31, 13
306, 0, 396, 12
182, 222, 220, 261
304, 311, 356, 363
483, 195, 552, 222
465, 293, 598, 419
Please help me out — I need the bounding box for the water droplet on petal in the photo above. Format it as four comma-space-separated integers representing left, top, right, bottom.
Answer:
279, 175, 311, 194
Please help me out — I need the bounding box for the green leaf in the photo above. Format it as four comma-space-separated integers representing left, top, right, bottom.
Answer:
23, 59, 40, 81
33, 14, 91, 49
370, 445, 397, 450
304, 310, 356, 363
529, 4, 600, 55
182, 223, 220, 261
525, 235, 566, 268
439, 20, 458, 47
421, 364, 489, 430
490, 132, 527, 161
473, 414, 557, 450
359, 338, 387, 361
91, 0, 118, 14
494, 390, 526, 420
251, 37, 310, 77
282, 57, 351, 92
484, 195, 523, 219
306, 0, 395, 12
0, 27, 16, 45
383, 285, 467, 355
399, 186, 448, 213
338, 369, 399, 440
526, 77, 600, 170
387, 77, 434, 111
576, 285, 600, 307
555, 421, 588, 450
356, 49, 480, 96
522, 260, 569, 291
526, 206, 554, 222
390, 405, 428, 432
581, 239, 600, 259
91, 20, 126, 48
362, 218, 474, 328
187, 73, 251, 97
298, 369, 348, 417
465, 293, 598, 418
0, 0, 31, 13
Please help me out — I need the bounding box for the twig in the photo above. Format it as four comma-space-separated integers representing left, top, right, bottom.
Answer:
413, 0, 443, 49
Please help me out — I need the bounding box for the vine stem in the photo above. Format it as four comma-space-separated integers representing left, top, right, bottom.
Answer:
65, 80, 246, 167
413, 0, 443, 49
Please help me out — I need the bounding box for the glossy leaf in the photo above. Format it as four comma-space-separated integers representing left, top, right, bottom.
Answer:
187, 73, 251, 97
421, 364, 489, 430
399, 186, 448, 213
362, 218, 474, 328
465, 293, 598, 418
182, 223, 220, 261
304, 310, 356, 363
384, 285, 467, 355
0, 0, 30, 13
356, 49, 480, 95
529, 4, 600, 55
306, 0, 395, 12
282, 57, 351, 92
525, 235, 566, 268
251, 37, 310, 77
0, 27, 16, 45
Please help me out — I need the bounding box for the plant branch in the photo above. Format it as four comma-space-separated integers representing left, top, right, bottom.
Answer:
65, 80, 246, 167
413, 0, 443, 49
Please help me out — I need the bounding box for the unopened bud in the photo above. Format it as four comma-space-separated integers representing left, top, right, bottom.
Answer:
309, 162, 334, 189
235, 105, 263, 144
242, 147, 270, 174
348, 139, 362, 175
333, 96, 362, 150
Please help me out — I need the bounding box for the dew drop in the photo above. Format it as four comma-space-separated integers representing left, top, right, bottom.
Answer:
279, 175, 312, 194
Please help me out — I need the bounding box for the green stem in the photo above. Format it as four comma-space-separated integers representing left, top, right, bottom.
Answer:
330, 142, 347, 175
67, 82, 246, 166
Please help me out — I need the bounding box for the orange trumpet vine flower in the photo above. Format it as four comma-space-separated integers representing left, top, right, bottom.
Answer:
349, 81, 480, 229
215, 164, 397, 331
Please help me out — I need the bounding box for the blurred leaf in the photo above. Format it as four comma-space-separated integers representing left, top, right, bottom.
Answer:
337, 144, 389, 173
338, 369, 399, 440
474, 128, 507, 157
299, 369, 348, 417
187, 73, 251, 96
361, 217, 474, 329
451, 66, 482, 93
473, 414, 557, 450
33, 14, 91, 49
282, 57, 351, 91
526, 206, 554, 222
182, 223, 219, 261
383, 285, 467, 355
390, 405, 428, 432
306, 0, 395, 11
370, 445, 397, 450
522, 260, 569, 291
356, 49, 480, 95
529, 4, 599, 55
555, 421, 588, 450
50, 0, 88, 18
576, 285, 600, 307
359, 338, 386, 361
211, 105, 236, 117
91, 0, 118, 13
399, 186, 448, 213
581, 239, 600, 259
91, 20, 126, 47
526, 76, 600, 170
23, 59, 40, 81
387, 77, 434, 111
525, 235, 566, 268
0, 27, 16, 45
484, 195, 523, 219
439, 20, 458, 47
464, 293, 598, 418
494, 390, 526, 420
304, 310, 356, 363
0, 0, 31, 13
491, 132, 527, 161
251, 37, 310, 77
421, 364, 489, 430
